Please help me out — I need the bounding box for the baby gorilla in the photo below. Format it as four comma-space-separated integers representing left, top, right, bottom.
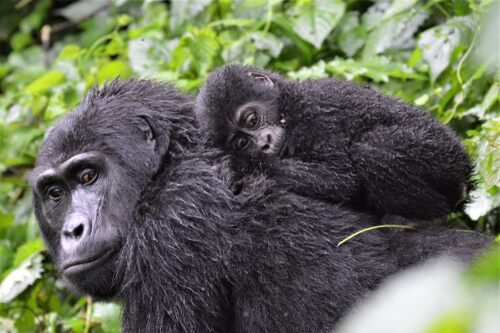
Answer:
196, 64, 474, 221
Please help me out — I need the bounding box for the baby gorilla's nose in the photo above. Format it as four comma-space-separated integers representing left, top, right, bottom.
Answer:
258, 132, 273, 152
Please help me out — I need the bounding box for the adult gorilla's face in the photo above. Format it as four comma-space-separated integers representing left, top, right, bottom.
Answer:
29, 87, 164, 298
31, 151, 124, 297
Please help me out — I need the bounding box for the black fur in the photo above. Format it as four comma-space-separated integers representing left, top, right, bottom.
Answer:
30, 79, 490, 332
196, 64, 474, 220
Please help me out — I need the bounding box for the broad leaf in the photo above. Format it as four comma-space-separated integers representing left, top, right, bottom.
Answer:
0, 253, 44, 303
13, 238, 44, 267
25, 70, 65, 94
58, 45, 86, 60
382, 0, 417, 21
92, 302, 122, 332
290, 0, 346, 49
170, 0, 211, 31
418, 16, 475, 81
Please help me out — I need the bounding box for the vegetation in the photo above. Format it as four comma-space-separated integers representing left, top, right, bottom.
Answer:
0, 0, 498, 332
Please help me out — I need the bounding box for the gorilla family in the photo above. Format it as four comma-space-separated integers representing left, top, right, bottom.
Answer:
30, 79, 490, 333
196, 64, 474, 221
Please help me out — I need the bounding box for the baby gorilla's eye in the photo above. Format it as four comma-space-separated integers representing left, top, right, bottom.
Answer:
48, 186, 64, 200
235, 136, 251, 151
81, 169, 97, 185
246, 113, 259, 128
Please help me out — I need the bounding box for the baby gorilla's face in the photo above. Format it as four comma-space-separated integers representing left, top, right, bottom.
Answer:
226, 101, 285, 156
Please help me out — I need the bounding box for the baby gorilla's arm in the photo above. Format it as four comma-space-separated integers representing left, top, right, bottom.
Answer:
271, 158, 361, 204
351, 125, 471, 219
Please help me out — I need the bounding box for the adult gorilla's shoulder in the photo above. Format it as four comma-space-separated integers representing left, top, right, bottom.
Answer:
30, 78, 491, 332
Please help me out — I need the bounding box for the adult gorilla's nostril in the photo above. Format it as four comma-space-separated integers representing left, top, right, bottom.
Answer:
261, 144, 270, 151
63, 223, 85, 239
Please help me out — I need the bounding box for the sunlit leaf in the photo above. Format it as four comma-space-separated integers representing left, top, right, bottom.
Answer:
0, 214, 15, 230
480, 83, 499, 117
250, 33, 284, 58
57, 0, 106, 22
97, 60, 131, 84
13, 238, 44, 267
93, 302, 122, 332
363, 11, 427, 59
170, 0, 211, 31
418, 16, 475, 81
58, 45, 86, 60
0, 253, 44, 303
25, 70, 65, 94
337, 11, 366, 57
208, 19, 255, 27
10, 32, 32, 51
290, 0, 346, 49
382, 0, 417, 21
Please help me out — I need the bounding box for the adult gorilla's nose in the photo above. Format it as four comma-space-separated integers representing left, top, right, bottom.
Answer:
61, 214, 90, 250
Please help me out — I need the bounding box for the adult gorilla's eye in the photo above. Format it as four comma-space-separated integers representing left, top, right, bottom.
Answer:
81, 170, 97, 185
235, 136, 251, 151
48, 186, 64, 200
246, 113, 259, 128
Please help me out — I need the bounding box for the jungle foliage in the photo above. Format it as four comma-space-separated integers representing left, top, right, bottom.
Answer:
0, 0, 498, 332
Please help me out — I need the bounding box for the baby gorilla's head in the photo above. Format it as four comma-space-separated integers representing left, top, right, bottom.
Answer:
196, 64, 286, 158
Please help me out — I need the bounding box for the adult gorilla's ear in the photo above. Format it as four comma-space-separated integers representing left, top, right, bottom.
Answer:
138, 116, 156, 149
248, 72, 273, 87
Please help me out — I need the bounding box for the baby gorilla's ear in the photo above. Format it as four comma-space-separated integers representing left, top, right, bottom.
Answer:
248, 72, 273, 87
138, 116, 156, 149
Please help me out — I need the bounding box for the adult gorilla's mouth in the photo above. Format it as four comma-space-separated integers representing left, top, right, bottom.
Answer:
62, 249, 116, 275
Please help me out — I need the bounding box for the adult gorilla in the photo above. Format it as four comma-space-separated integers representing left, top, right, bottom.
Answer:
29, 79, 490, 332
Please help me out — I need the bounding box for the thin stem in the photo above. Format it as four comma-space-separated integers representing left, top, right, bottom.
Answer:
83, 297, 93, 333
337, 225, 415, 247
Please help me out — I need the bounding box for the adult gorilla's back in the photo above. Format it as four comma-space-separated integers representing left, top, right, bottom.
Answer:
30, 79, 490, 332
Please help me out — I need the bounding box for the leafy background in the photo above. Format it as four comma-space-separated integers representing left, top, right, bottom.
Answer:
0, 0, 498, 332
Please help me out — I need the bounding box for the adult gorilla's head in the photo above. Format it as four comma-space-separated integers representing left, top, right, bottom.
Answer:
29, 79, 195, 298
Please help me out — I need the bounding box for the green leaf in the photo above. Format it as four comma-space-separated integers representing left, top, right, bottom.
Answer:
170, 0, 211, 31
58, 45, 86, 60
13, 238, 44, 267
288, 60, 327, 80
0, 253, 44, 303
189, 27, 218, 76
337, 12, 366, 57
272, 14, 313, 62
290, 0, 346, 49
362, 12, 427, 59
172, 27, 218, 76
425, 309, 472, 333
10, 32, 32, 51
418, 16, 475, 81
477, 136, 500, 189
414, 94, 429, 106
480, 83, 499, 117
57, 0, 104, 22
63, 317, 85, 332
407, 47, 422, 68
465, 243, 500, 286
117, 14, 133, 27
382, 0, 417, 21
0, 214, 15, 230
97, 60, 131, 84
250, 33, 284, 58
208, 19, 255, 27
15, 307, 36, 333
92, 302, 122, 332
25, 70, 65, 94
325, 57, 424, 82
0, 246, 14, 273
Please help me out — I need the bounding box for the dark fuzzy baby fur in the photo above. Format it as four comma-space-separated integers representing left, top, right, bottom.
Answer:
31, 79, 490, 333
196, 64, 474, 221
